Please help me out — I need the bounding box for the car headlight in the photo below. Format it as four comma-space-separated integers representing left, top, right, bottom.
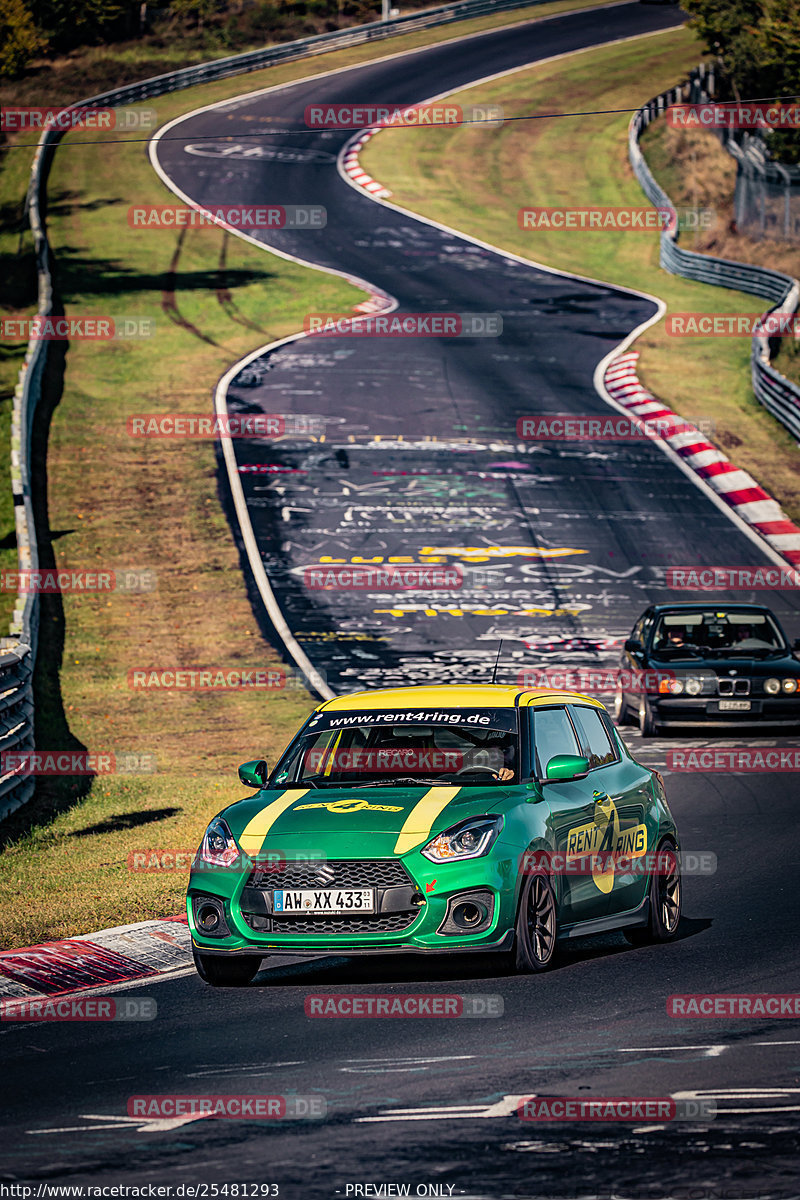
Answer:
782, 678, 798, 693
659, 678, 684, 694
765, 678, 781, 695
198, 817, 243, 869
421, 816, 503, 863
685, 677, 702, 696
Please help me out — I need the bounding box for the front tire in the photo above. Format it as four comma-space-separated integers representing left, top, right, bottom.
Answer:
624, 841, 681, 945
613, 685, 633, 726
514, 867, 558, 972
192, 946, 263, 986
638, 696, 659, 738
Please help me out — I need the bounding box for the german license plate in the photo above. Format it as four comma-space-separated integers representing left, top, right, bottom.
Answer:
718, 700, 751, 712
273, 888, 375, 914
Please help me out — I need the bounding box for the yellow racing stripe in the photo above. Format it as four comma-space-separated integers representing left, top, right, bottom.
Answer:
239, 790, 310, 856
393, 786, 461, 855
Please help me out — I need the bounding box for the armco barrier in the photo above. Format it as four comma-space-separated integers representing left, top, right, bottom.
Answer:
629, 64, 800, 442
4, 0, 562, 819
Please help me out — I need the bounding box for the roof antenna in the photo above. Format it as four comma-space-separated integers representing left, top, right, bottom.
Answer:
490, 639, 503, 686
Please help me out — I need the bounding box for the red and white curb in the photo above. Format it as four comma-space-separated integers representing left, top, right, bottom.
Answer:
341, 127, 392, 199
0, 916, 191, 1000
604, 351, 800, 568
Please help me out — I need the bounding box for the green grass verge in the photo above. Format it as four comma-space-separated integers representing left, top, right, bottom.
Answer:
0, 0, 613, 949
363, 24, 800, 521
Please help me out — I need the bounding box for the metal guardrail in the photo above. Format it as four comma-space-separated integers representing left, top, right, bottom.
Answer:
3, 0, 560, 819
629, 64, 800, 443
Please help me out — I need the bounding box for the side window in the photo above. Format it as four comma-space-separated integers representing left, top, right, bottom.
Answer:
570, 706, 617, 769
531, 707, 581, 777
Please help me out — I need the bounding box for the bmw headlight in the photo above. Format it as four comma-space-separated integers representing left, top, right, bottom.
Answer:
659, 678, 684, 694
783, 678, 798, 693
765, 678, 781, 695
422, 816, 503, 863
198, 817, 244, 869
685, 677, 703, 696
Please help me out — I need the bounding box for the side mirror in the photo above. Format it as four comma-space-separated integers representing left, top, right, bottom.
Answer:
792, 638, 800, 652
238, 759, 268, 789
624, 638, 643, 654
544, 754, 590, 782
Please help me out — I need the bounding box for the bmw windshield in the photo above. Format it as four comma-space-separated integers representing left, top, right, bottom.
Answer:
270, 708, 520, 787
651, 610, 788, 658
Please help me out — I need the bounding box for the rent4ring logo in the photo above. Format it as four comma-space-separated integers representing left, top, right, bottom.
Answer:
560, 795, 647, 894
304, 103, 504, 128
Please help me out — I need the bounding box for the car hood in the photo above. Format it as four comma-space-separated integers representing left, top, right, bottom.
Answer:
650, 652, 798, 675
221, 783, 512, 857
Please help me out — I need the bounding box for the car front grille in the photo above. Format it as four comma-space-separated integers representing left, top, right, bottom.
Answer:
247, 859, 413, 890
241, 859, 421, 936
244, 911, 418, 935
717, 678, 750, 696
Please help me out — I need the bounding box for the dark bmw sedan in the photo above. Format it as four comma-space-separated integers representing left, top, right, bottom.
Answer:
614, 603, 800, 736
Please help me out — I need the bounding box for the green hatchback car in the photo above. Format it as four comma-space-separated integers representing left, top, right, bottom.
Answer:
188, 685, 681, 985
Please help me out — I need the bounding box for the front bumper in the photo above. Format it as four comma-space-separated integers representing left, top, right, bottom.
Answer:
650, 696, 800, 727
188, 849, 518, 956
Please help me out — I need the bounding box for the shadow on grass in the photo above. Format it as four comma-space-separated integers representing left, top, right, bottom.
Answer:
69, 805, 182, 837
54, 246, 273, 302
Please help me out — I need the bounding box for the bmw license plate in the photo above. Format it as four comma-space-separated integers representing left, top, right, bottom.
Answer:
273, 888, 375, 914
718, 700, 751, 712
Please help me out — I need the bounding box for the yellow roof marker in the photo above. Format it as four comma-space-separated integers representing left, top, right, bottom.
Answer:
239, 790, 310, 856
393, 786, 461, 855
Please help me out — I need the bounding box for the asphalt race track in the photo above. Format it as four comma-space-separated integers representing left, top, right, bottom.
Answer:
153, 0, 800, 696
4, 3, 800, 1197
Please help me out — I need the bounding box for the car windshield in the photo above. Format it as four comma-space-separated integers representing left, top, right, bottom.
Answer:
651, 610, 787, 657
271, 708, 520, 787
